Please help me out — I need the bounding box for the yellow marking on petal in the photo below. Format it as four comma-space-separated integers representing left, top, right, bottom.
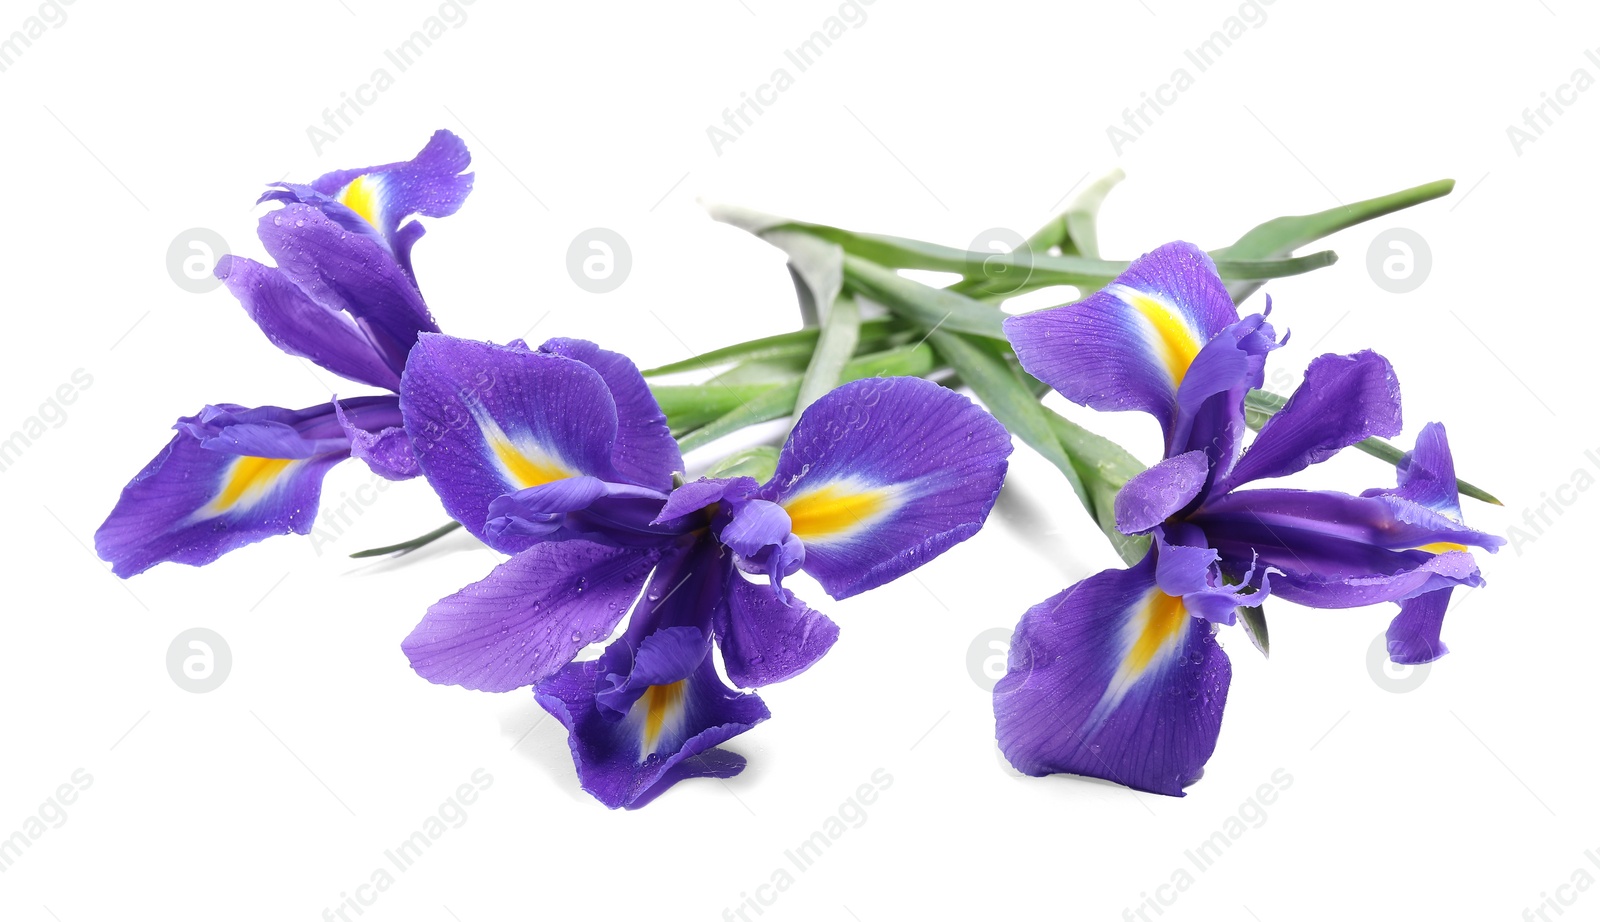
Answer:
1416, 541, 1467, 554
489, 435, 571, 491
203, 456, 297, 516
338, 174, 382, 229
1120, 288, 1202, 387
640, 680, 687, 754
1125, 589, 1189, 677
465, 400, 575, 491
1092, 587, 1193, 721
782, 483, 895, 543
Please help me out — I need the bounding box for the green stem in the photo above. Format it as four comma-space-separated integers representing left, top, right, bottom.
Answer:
349, 521, 463, 559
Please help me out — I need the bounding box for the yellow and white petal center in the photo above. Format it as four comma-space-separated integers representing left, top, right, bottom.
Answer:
1094, 588, 1192, 718
336, 173, 385, 230
199, 456, 301, 518
1110, 284, 1204, 389
781, 480, 902, 544
637, 680, 688, 757
469, 403, 574, 491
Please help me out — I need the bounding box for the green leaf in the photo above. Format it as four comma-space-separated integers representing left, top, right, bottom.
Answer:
1244, 389, 1501, 505
706, 445, 782, 482
1044, 409, 1150, 566
675, 343, 937, 454
843, 254, 1009, 341
710, 201, 1341, 289
349, 521, 463, 559
640, 318, 906, 377
792, 293, 862, 419
653, 381, 777, 434
926, 329, 1088, 505
1239, 605, 1269, 657
769, 229, 844, 327
1217, 179, 1455, 302
1062, 168, 1125, 262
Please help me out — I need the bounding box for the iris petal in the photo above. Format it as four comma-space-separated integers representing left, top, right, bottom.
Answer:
261, 129, 474, 278
257, 204, 441, 377
535, 652, 769, 810
538, 338, 681, 493
759, 376, 1010, 599
95, 402, 349, 577
215, 255, 402, 390
400, 335, 625, 553
1220, 350, 1402, 492
715, 576, 840, 687
400, 540, 660, 692
1005, 242, 1240, 445
994, 551, 1231, 796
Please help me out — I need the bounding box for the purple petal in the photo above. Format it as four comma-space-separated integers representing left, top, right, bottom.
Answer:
539, 338, 681, 492
333, 396, 419, 481
265, 129, 474, 276
1387, 588, 1452, 665
1115, 450, 1210, 535
215, 255, 401, 390
1220, 350, 1402, 491
257, 203, 440, 376
1193, 488, 1498, 609
1364, 421, 1463, 517
994, 551, 1231, 796
759, 377, 1011, 599
400, 540, 660, 692
653, 476, 757, 527
595, 625, 709, 717
486, 476, 612, 540
720, 498, 805, 589
1152, 532, 1266, 626
1170, 310, 1280, 466
96, 402, 349, 577
622, 749, 749, 810
715, 576, 840, 687
535, 653, 769, 810
399, 334, 624, 553
1004, 242, 1239, 443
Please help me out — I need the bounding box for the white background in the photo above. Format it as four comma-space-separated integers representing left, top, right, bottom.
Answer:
1, 1, 1592, 919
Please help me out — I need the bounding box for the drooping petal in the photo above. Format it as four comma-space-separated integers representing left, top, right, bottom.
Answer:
485, 477, 669, 546
1364, 421, 1463, 518
95, 403, 350, 578
539, 338, 681, 493
535, 651, 769, 810
399, 334, 624, 553
994, 552, 1231, 796
333, 396, 419, 481
1192, 488, 1499, 609
215, 255, 400, 390
595, 625, 710, 717
1219, 350, 1402, 491
720, 498, 805, 590
257, 203, 441, 376
400, 540, 659, 692
714, 575, 840, 688
1362, 424, 1486, 663
1386, 588, 1453, 665
652, 476, 758, 528
1115, 450, 1210, 535
1169, 309, 1280, 468
1004, 242, 1240, 444
261, 129, 474, 276
1152, 531, 1267, 626
758, 376, 1011, 599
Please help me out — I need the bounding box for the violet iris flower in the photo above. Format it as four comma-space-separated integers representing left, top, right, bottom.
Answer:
96, 132, 473, 577
397, 333, 1011, 807
993, 242, 1502, 796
